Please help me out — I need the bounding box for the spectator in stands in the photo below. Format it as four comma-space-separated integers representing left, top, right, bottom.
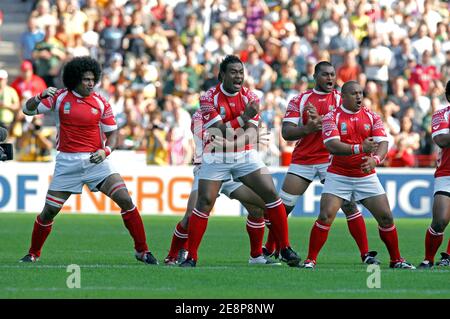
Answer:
336, 51, 361, 87
245, 0, 269, 36
0, 70, 20, 129
99, 13, 124, 65
410, 83, 432, 127
361, 32, 392, 98
386, 116, 420, 167
20, 16, 45, 61
328, 18, 358, 69
11, 60, 46, 101
32, 0, 58, 32
180, 13, 204, 48
409, 50, 442, 95
144, 109, 169, 165
15, 116, 53, 162
122, 10, 146, 60
245, 50, 274, 92
32, 24, 66, 87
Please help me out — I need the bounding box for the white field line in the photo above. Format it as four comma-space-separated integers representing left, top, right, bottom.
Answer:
1, 264, 450, 272
3, 287, 175, 292
315, 288, 450, 294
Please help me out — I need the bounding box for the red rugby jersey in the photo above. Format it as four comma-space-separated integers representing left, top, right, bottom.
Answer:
283, 89, 341, 165
431, 105, 450, 178
37, 89, 117, 153
322, 105, 388, 177
200, 83, 259, 152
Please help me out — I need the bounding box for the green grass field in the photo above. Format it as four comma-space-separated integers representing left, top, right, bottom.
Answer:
1, 213, 449, 299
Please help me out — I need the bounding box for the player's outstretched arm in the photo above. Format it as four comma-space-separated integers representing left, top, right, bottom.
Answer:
23, 87, 57, 115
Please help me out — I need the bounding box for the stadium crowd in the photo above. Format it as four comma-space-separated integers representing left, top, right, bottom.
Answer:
1, 0, 449, 167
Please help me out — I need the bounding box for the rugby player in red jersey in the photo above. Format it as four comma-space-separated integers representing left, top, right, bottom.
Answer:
301, 81, 415, 269
180, 55, 300, 267
19, 56, 157, 265
418, 80, 450, 268
264, 61, 378, 265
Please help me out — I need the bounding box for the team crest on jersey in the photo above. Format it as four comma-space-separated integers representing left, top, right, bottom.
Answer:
328, 105, 334, 111
63, 102, 71, 114
364, 124, 370, 131
340, 122, 347, 135
219, 106, 226, 118
91, 108, 99, 115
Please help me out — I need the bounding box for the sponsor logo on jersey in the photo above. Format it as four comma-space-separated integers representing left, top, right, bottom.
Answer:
325, 131, 332, 136
204, 114, 210, 120
63, 102, 71, 114
220, 106, 226, 118
433, 125, 440, 130
341, 122, 347, 135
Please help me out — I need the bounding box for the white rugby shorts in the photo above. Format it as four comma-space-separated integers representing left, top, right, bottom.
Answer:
192, 165, 242, 197
199, 150, 266, 181
434, 176, 450, 195
322, 172, 385, 202
49, 152, 118, 193
287, 162, 329, 183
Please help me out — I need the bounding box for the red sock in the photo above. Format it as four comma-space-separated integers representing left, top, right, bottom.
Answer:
265, 199, 290, 249
425, 227, 444, 263
121, 206, 148, 253
29, 215, 53, 257
168, 222, 188, 258
447, 239, 450, 254
264, 219, 278, 254
187, 208, 209, 261
346, 212, 368, 257
246, 216, 265, 258
378, 224, 401, 262
307, 220, 331, 261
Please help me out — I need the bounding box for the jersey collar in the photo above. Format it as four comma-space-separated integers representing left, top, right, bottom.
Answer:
220, 83, 239, 97
340, 105, 361, 114
312, 88, 331, 95
72, 90, 90, 98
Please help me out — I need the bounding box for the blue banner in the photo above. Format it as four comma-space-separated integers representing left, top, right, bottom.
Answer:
266, 169, 434, 218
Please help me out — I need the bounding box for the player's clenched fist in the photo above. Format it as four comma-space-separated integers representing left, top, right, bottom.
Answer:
90, 149, 107, 164
39, 87, 58, 99
243, 100, 259, 119
362, 137, 378, 153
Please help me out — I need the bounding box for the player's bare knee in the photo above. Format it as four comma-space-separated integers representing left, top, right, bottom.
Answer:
41, 207, 59, 222
317, 212, 334, 224
115, 195, 134, 211
341, 201, 358, 215
378, 215, 394, 228
431, 219, 449, 233
248, 207, 264, 219
196, 195, 215, 212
